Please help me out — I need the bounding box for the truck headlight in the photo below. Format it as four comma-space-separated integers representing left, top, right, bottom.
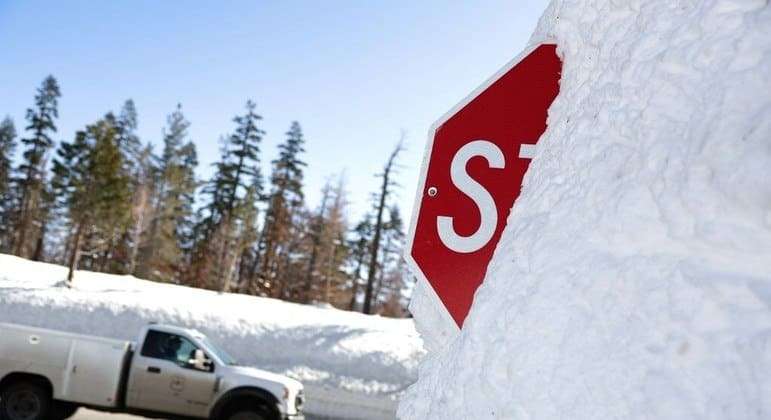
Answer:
295, 390, 304, 412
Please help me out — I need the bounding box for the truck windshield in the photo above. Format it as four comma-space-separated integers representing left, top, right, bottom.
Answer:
201, 337, 238, 365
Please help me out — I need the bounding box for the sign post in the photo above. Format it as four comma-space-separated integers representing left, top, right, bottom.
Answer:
405, 44, 562, 329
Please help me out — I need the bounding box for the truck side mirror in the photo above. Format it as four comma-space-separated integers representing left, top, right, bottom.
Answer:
188, 349, 212, 372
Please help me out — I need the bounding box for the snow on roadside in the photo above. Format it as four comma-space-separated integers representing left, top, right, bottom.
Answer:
0, 254, 424, 419
401, 0, 771, 419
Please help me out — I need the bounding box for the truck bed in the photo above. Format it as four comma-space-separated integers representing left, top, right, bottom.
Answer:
0, 323, 132, 408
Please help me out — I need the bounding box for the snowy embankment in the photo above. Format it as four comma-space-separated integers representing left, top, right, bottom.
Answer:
0, 254, 424, 419
402, 1, 771, 419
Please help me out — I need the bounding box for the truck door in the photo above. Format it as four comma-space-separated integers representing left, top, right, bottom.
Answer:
128, 330, 216, 418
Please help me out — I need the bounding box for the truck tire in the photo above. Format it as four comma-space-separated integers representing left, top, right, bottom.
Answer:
228, 411, 266, 420
0, 382, 51, 420
50, 401, 79, 420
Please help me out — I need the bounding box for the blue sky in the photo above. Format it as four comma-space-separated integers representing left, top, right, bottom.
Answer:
0, 0, 548, 221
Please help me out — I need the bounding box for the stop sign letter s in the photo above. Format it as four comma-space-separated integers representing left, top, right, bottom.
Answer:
437, 140, 504, 254
406, 44, 562, 329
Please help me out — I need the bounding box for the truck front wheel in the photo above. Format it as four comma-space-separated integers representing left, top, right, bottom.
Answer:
50, 401, 79, 420
0, 382, 51, 420
228, 410, 266, 420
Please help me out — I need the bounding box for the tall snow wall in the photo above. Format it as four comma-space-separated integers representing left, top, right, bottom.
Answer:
400, 1, 771, 419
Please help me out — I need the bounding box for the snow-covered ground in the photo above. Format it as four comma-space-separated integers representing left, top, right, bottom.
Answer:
73, 409, 142, 420
0, 254, 425, 419
402, 0, 771, 419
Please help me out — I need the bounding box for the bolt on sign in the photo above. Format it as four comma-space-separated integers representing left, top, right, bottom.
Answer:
406, 44, 562, 329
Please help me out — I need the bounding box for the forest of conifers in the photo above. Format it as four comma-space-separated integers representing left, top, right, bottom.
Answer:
0, 76, 410, 317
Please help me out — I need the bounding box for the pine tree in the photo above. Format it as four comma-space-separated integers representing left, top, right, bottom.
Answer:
109, 99, 142, 176
96, 101, 142, 271
116, 100, 140, 161
137, 105, 198, 282
347, 215, 373, 311
104, 100, 152, 273
52, 118, 131, 284
192, 101, 265, 292
13, 75, 61, 258
372, 205, 406, 313
257, 121, 306, 297
0, 117, 17, 252
175, 142, 199, 256
218, 101, 264, 215
0, 117, 15, 192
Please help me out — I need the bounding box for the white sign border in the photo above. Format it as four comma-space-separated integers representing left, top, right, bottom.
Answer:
404, 42, 558, 336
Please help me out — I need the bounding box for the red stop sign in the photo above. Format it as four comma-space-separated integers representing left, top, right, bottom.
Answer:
406, 44, 562, 329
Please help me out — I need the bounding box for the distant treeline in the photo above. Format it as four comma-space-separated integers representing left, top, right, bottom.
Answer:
0, 76, 410, 317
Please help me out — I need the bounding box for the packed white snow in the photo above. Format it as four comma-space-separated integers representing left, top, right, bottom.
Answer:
401, 0, 771, 419
0, 254, 424, 419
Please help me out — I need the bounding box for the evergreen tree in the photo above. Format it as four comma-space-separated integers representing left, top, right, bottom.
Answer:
258, 121, 306, 297
217, 101, 265, 216
192, 101, 265, 291
0, 117, 17, 251
96, 102, 142, 271
271, 121, 306, 204
175, 142, 199, 255
0, 117, 15, 192
347, 215, 373, 311
110, 99, 141, 172
52, 118, 131, 284
13, 75, 61, 258
137, 105, 198, 282
372, 205, 406, 313
105, 100, 150, 273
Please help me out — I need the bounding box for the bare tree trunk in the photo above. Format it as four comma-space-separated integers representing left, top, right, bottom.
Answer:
216, 215, 233, 292
128, 184, 149, 275
66, 221, 85, 286
323, 241, 340, 304
100, 230, 117, 272
260, 223, 278, 295
273, 248, 285, 299
372, 237, 394, 313
31, 219, 47, 261
303, 243, 320, 303
13, 186, 34, 257
348, 249, 365, 311
373, 263, 386, 313
363, 141, 403, 314
221, 251, 238, 294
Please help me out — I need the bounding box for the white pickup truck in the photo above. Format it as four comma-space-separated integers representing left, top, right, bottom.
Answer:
0, 323, 304, 420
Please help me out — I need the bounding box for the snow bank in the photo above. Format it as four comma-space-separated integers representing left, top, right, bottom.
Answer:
401, 1, 771, 419
0, 254, 424, 419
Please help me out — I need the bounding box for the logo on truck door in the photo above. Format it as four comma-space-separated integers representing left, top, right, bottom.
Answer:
170, 375, 185, 392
